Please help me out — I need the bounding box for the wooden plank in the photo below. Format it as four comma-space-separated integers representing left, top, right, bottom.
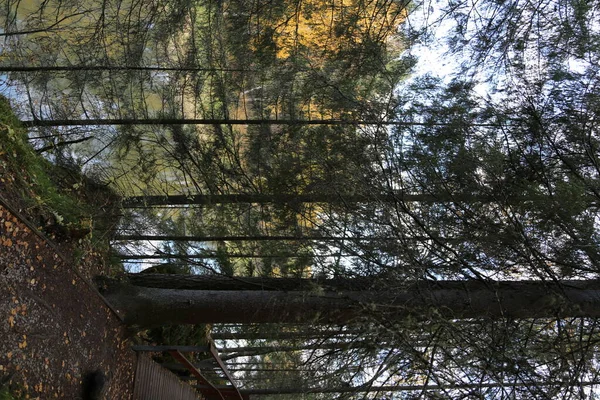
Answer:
170, 350, 225, 400
133, 353, 204, 400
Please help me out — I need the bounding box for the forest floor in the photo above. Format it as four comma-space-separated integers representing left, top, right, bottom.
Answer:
0, 99, 137, 399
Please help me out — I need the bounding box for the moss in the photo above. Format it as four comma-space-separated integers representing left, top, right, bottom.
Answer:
0, 96, 124, 240
0, 385, 23, 400
0, 95, 124, 274
0, 96, 88, 226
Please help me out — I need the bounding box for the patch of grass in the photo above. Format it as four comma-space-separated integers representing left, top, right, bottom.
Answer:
0, 95, 124, 275
0, 385, 23, 400
0, 96, 88, 226
0, 388, 14, 400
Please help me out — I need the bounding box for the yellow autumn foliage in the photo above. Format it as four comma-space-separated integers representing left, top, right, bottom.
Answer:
267, 0, 406, 60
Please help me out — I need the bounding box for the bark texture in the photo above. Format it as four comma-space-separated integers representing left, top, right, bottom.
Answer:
121, 193, 505, 207
125, 274, 379, 291
101, 278, 600, 328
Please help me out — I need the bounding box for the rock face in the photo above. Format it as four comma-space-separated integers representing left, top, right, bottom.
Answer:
82, 370, 106, 400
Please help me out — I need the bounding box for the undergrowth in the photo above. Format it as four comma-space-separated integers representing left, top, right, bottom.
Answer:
0, 95, 123, 274
0, 96, 89, 226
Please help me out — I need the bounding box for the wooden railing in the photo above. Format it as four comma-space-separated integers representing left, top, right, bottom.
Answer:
132, 343, 247, 400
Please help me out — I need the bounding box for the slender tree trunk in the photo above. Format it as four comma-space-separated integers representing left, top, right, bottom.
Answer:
120, 253, 343, 260
101, 278, 600, 328
0, 66, 249, 72
213, 342, 375, 362
210, 380, 600, 395
21, 118, 499, 127
36, 136, 95, 153
121, 193, 509, 207
124, 274, 379, 291
113, 234, 453, 242
211, 329, 362, 340
218, 342, 368, 354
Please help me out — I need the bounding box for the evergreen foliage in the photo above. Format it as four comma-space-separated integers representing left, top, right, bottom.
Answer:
2, 0, 600, 397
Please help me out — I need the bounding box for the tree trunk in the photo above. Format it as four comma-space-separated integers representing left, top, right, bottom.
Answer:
210, 380, 600, 395
113, 234, 454, 242
101, 278, 600, 328
218, 342, 369, 354
124, 274, 379, 291
211, 328, 362, 340
121, 193, 508, 207
0, 66, 248, 72
21, 118, 499, 128
119, 253, 342, 260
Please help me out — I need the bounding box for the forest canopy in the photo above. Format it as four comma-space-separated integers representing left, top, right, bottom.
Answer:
2, 0, 600, 398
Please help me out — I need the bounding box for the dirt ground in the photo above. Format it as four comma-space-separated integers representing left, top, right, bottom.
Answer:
0, 181, 137, 398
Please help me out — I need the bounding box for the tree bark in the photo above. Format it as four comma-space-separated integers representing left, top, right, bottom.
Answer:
0, 66, 248, 72
113, 234, 454, 242
211, 328, 362, 340
101, 278, 600, 328
206, 380, 600, 395
124, 274, 379, 291
121, 193, 507, 207
21, 118, 499, 127
119, 253, 341, 260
